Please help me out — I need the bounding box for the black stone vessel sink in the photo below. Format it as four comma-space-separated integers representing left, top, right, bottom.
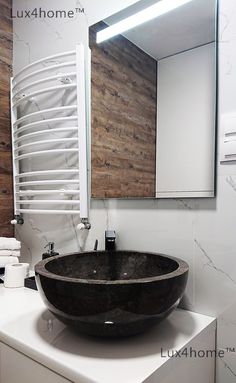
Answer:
35, 251, 189, 337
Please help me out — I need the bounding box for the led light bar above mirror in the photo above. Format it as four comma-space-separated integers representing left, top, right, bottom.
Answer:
96, 0, 194, 43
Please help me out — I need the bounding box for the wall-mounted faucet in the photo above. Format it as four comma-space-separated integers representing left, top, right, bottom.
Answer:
105, 230, 116, 251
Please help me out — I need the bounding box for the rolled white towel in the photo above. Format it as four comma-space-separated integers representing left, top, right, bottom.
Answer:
0, 257, 19, 268
0, 237, 21, 250
0, 250, 20, 257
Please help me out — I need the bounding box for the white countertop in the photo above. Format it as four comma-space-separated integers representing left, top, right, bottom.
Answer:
0, 286, 216, 383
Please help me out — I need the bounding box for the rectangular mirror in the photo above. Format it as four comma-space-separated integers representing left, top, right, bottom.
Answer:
90, 0, 217, 198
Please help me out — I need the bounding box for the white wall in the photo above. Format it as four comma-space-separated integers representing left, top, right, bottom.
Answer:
156, 43, 215, 198
13, 0, 139, 73
12, 0, 236, 380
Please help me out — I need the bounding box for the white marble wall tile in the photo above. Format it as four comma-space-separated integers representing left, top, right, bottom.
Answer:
13, 0, 88, 74
108, 198, 197, 310
216, 350, 236, 383
193, 173, 236, 316
217, 302, 236, 351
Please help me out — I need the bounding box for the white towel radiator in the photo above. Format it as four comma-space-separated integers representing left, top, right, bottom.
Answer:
10, 44, 91, 227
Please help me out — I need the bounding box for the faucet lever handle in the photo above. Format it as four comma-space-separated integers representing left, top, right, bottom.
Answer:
105, 230, 116, 239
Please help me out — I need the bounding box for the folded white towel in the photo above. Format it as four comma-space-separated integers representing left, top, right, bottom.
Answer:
0, 257, 19, 268
0, 237, 21, 250
0, 250, 20, 257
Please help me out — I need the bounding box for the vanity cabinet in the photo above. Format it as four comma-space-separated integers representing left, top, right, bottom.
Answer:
0, 324, 216, 383
145, 325, 216, 383
0, 285, 216, 383
0, 343, 72, 383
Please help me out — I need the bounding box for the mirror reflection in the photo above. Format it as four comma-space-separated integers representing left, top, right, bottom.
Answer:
90, 0, 217, 198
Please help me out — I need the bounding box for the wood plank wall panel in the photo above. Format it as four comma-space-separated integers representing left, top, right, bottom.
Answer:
0, 0, 13, 236
90, 22, 157, 198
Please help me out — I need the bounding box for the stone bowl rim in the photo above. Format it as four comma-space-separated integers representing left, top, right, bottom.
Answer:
35, 250, 189, 285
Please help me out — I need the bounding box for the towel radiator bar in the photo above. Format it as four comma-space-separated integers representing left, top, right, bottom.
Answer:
10, 45, 90, 225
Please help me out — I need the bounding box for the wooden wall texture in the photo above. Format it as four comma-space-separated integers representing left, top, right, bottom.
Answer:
90, 22, 157, 198
0, 0, 13, 236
